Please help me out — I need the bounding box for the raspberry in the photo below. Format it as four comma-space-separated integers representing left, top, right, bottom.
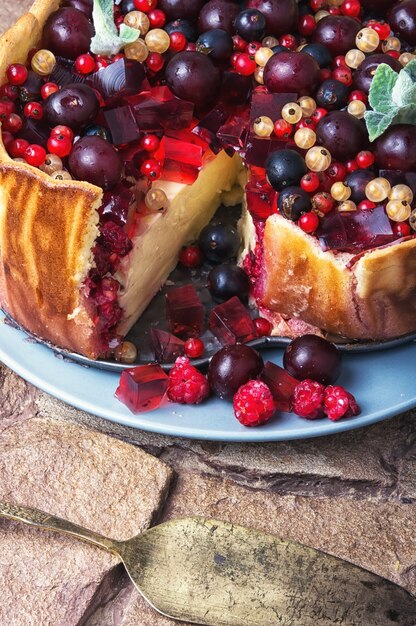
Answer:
233, 381, 276, 427
292, 379, 325, 419
323, 385, 360, 421
168, 357, 210, 405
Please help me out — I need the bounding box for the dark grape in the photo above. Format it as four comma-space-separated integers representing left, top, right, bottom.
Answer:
354, 54, 401, 93
266, 149, 307, 192
278, 186, 311, 221
196, 29, 234, 63
312, 15, 361, 56
374, 125, 416, 172
19, 71, 43, 102
208, 345, 264, 400
68, 136, 124, 190
63, 0, 93, 17
43, 8, 93, 60
199, 223, 240, 263
44, 84, 100, 131
345, 169, 376, 203
315, 111, 368, 162
301, 43, 332, 68
165, 51, 221, 109
389, 0, 416, 46
246, 0, 298, 36
264, 51, 320, 96
207, 263, 250, 302
198, 0, 240, 34
283, 335, 342, 385
234, 9, 267, 41
316, 79, 349, 111
158, 0, 206, 21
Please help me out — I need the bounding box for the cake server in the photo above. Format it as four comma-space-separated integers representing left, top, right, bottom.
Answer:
1, 502, 415, 626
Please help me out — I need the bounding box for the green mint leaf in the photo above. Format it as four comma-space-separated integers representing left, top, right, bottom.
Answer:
395, 102, 416, 125
393, 58, 416, 106
119, 23, 140, 44
365, 109, 397, 142
368, 63, 399, 113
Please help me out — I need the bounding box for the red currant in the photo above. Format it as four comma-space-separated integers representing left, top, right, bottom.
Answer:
233, 35, 247, 52
75, 53, 96, 74
301, 172, 320, 193
146, 52, 164, 72
279, 34, 297, 50
341, 0, 361, 18
0, 84, 18, 100
184, 338, 205, 358
140, 158, 162, 179
310, 0, 326, 11
1, 131, 13, 148
346, 159, 359, 173
349, 89, 367, 103
326, 162, 347, 183
41, 82, 59, 99
0, 100, 15, 118
246, 42, 262, 55
133, 0, 157, 12
332, 66, 352, 86
298, 14, 316, 36
4, 113, 23, 133
47, 134, 73, 158
234, 53, 257, 76
313, 192, 335, 214
319, 68, 332, 82
273, 118, 293, 139
368, 20, 391, 41
148, 9, 166, 28
253, 317, 273, 337
178, 245, 203, 268
333, 55, 347, 68
6, 64, 28, 86
51, 125, 74, 142
298, 211, 319, 233
356, 150, 375, 168
95, 56, 109, 71
24, 101, 44, 120
8, 138, 29, 158
24, 144, 46, 167
296, 117, 316, 130
328, 6, 341, 14
169, 32, 187, 52
386, 50, 400, 59
311, 107, 328, 123
141, 134, 160, 152
393, 222, 411, 237
358, 200, 376, 210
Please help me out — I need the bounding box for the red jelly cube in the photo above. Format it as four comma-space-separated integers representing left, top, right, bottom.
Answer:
115, 364, 169, 414
250, 89, 297, 123
261, 361, 298, 412
150, 328, 185, 363
245, 176, 278, 221
161, 136, 203, 184
88, 58, 146, 104
131, 87, 194, 131
104, 106, 141, 146
166, 285, 204, 339
217, 115, 248, 153
208, 297, 257, 345
192, 106, 230, 154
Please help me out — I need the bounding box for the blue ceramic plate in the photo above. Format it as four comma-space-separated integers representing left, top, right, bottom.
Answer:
1, 311, 416, 442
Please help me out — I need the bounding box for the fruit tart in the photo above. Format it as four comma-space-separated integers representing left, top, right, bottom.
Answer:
0, 0, 416, 361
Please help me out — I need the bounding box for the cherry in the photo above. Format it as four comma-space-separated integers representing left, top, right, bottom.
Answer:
68, 136, 124, 190
298, 212, 319, 233
264, 51, 320, 96
24, 144, 47, 167
178, 245, 203, 268
283, 334, 342, 385
253, 317, 273, 337
43, 7, 93, 60
208, 344, 264, 401
24, 102, 44, 120
312, 15, 361, 56
184, 338, 205, 358
165, 51, 221, 109
75, 53, 96, 74
6, 64, 28, 86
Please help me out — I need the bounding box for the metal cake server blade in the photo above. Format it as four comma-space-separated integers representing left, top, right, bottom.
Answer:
1, 502, 415, 626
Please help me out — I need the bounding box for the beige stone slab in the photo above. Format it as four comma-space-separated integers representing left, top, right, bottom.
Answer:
0, 1, 33, 33
0, 416, 173, 626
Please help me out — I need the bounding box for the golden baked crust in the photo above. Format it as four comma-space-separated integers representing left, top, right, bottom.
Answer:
0, 0, 104, 357
261, 214, 416, 340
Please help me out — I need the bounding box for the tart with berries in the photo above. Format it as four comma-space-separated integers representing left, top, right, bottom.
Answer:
0, 0, 416, 360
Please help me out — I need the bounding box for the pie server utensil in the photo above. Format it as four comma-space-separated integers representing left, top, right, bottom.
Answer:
1, 502, 415, 625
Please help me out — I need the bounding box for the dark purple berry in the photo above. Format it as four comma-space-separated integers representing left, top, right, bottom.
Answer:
68, 136, 124, 190
165, 51, 221, 109
283, 335, 342, 385
234, 9, 267, 42
44, 84, 99, 131
208, 345, 264, 400
208, 263, 250, 302
315, 111, 368, 163
199, 223, 240, 263
264, 51, 320, 97
266, 149, 307, 192
43, 8, 93, 60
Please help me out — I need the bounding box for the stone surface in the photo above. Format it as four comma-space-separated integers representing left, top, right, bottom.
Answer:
0, 0, 32, 32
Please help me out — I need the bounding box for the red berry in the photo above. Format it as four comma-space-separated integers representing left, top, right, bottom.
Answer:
358, 199, 376, 211
292, 379, 325, 419
279, 34, 296, 50
4, 113, 23, 134
341, 0, 361, 18
332, 66, 352, 86
356, 150, 375, 169
233, 35, 247, 52
393, 222, 411, 237
233, 380, 276, 427
311, 107, 328, 123
133, 0, 157, 12
140, 158, 162, 179
235, 53, 256, 76
246, 42, 261, 55
6, 64, 28, 86
95, 56, 109, 71
185, 43, 196, 52
301, 172, 320, 193
75, 53, 96, 75
313, 192, 334, 214
41, 82, 59, 99
230, 52, 240, 68
298, 211, 319, 233
178, 245, 203, 268
273, 118, 293, 139
369, 20, 391, 41
184, 338, 205, 359
296, 117, 316, 131
169, 31, 187, 52
253, 317, 273, 337
167, 356, 210, 404
346, 159, 359, 173
0, 100, 15, 118
386, 50, 400, 59
1, 131, 13, 148
333, 55, 347, 68
51, 125, 74, 142
323, 385, 360, 421
47, 134, 73, 158
326, 162, 347, 183
140, 134, 160, 152
146, 52, 164, 72
148, 9, 166, 28
8, 138, 29, 158
0, 84, 18, 100
349, 89, 367, 103
24, 101, 44, 120
328, 6, 341, 14
24, 144, 46, 167
310, 0, 326, 11
298, 14, 316, 36
319, 68, 332, 82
